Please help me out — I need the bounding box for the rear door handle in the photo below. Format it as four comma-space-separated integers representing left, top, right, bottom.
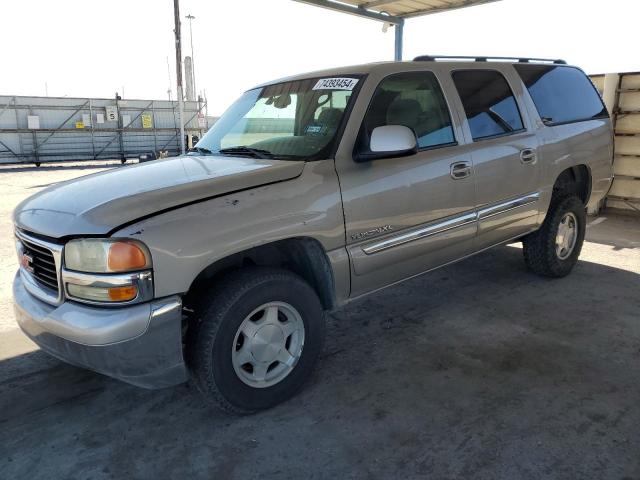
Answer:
520, 148, 537, 164
450, 161, 472, 180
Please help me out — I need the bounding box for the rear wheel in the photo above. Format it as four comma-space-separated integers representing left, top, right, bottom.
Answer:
188, 267, 325, 414
522, 195, 586, 277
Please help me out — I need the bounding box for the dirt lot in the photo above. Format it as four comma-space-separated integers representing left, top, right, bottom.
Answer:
1, 164, 639, 479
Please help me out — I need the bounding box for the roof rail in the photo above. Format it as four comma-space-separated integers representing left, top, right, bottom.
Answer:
413, 55, 567, 65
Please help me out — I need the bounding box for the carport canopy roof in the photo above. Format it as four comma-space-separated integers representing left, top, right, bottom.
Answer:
292, 0, 501, 23
292, 0, 503, 60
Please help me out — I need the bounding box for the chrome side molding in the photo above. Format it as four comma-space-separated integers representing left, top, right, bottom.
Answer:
478, 191, 540, 220
361, 191, 541, 256
363, 212, 477, 255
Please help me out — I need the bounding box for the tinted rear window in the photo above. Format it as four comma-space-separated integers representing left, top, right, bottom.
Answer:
514, 65, 608, 125
452, 70, 524, 140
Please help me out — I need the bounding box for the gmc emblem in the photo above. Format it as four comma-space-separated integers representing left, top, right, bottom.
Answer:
20, 252, 34, 273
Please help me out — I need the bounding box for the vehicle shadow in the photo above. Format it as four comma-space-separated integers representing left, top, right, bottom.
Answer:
1, 246, 639, 479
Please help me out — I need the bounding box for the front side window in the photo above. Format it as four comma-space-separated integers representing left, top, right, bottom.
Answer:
195, 77, 360, 160
452, 70, 524, 141
514, 64, 608, 125
362, 71, 456, 150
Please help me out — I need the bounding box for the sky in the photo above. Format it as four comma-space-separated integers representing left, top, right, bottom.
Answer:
1, 0, 638, 115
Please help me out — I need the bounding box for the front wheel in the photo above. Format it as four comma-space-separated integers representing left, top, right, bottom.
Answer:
522, 195, 586, 277
188, 267, 325, 414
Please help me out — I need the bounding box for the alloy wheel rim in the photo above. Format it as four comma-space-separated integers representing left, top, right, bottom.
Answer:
231, 301, 305, 388
555, 212, 578, 260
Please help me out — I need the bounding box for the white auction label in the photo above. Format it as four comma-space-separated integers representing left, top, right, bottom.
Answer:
312, 78, 359, 91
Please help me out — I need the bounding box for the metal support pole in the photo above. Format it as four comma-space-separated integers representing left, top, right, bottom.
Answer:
14, 97, 24, 160
394, 19, 404, 61
116, 95, 125, 162
186, 14, 196, 99
89, 99, 96, 159
151, 101, 158, 153
174, 0, 186, 155
29, 104, 40, 166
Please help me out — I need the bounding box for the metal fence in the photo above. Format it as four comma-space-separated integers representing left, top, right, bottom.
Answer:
0, 95, 207, 165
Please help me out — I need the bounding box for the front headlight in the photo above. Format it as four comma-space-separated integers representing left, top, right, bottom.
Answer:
65, 239, 151, 273
63, 239, 153, 305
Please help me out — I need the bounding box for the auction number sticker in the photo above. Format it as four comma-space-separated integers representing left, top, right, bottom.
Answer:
313, 77, 359, 91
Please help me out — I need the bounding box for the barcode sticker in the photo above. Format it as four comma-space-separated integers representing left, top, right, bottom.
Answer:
312, 78, 359, 91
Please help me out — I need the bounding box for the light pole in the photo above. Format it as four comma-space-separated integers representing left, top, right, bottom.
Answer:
174, 0, 185, 155
185, 14, 196, 100
166, 56, 172, 101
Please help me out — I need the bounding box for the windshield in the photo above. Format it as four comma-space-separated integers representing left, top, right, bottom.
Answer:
194, 76, 361, 160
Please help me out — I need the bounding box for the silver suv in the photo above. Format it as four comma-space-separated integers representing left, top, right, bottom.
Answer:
13, 57, 613, 413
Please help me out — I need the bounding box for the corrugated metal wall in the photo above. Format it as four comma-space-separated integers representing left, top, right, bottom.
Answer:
0, 95, 206, 165
591, 72, 640, 213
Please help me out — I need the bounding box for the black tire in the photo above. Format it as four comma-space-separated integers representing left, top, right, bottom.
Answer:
522, 195, 586, 277
187, 267, 325, 414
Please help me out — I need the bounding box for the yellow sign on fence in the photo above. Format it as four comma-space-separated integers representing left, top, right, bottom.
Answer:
141, 114, 153, 129
75, 121, 84, 129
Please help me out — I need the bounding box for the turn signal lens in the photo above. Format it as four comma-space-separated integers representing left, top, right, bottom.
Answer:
66, 284, 138, 303
107, 285, 138, 302
108, 242, 148, 271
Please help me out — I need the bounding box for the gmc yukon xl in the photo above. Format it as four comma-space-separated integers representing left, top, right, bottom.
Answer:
13, 56, 613, 413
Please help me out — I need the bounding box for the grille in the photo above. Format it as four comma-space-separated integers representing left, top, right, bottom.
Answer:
20, 237, 60, 293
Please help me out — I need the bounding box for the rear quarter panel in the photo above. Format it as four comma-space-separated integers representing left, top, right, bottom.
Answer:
511, 64, 614, 217
536, 118, 613, 219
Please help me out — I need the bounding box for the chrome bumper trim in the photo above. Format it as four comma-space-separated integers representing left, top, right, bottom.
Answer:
62, 269, 154, 306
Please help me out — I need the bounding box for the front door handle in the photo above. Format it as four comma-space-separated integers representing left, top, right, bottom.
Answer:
520, 148, 537, 164
450, 161, 472, 180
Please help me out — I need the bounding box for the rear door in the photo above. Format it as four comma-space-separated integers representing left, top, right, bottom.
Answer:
449, 66, 542, 248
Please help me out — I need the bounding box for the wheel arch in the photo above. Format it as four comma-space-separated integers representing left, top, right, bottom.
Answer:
552, 164, 592, 204
184, 237, 337, 312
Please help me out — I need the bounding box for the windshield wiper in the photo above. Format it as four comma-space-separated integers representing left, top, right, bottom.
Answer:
218, 146, 274, 159
188, 146, 214, 155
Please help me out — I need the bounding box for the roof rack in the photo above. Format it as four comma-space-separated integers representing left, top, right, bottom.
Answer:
413, 55, 567, 65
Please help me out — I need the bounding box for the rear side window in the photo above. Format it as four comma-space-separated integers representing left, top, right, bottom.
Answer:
363, 71, 456, 149
452, 70, 524, 140
514, 65, 608, 125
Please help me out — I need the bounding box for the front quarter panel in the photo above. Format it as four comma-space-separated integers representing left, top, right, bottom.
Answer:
112, 160, 346, 299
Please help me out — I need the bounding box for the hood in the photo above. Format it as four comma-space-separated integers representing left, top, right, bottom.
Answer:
14, 155, 305, 238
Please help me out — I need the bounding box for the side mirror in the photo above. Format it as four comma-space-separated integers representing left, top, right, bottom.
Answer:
355, 125, 418, 162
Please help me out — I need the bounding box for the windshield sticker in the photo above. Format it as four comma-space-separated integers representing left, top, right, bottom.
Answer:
312, 78, 359, 91
305, 125, 324, 135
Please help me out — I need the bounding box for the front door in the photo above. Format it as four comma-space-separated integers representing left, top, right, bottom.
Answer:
335, 70, 477, 297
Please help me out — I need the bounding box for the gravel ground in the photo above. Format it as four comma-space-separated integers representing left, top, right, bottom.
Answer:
0, 164, 639, 479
